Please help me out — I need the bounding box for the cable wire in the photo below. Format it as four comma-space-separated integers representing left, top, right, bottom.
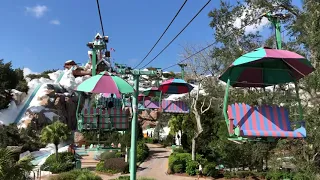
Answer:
134, 0, 188, 69
96, 0, 105, 36
162, 42, 214, 71
140, 0, 211, 69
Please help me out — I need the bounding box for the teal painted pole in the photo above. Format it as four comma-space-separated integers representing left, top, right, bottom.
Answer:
92, 48, 97, 76
223, 78, 230, 134
178, 63, 187, 79
129, 75, 139, 180
265, 12, 282, 50
265, 12, 303, 120
274, 19, 282, 50
76, 92, 82, 131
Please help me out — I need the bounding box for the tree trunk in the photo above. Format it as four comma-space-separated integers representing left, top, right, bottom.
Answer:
192, 137, 196, 161
55, 143, 59, 161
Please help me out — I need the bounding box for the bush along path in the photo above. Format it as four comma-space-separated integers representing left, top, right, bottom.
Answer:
101, 143, 210, 180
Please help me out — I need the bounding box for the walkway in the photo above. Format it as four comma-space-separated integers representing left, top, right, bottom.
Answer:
100, 143, 211, 180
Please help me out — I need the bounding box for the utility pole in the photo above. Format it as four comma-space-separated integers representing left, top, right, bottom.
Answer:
87, 33, 109, 76
178, 63, 187, 79
116, 67, 162, 180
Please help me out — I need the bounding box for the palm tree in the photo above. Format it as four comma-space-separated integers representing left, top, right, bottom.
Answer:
40, 121, 70, 161
0, 148, 34, 180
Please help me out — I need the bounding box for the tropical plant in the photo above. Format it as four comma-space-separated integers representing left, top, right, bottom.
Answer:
0, 148, 34, 180
40, 121, 70, 160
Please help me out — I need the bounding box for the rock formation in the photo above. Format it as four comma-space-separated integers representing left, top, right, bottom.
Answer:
19, 84, 84, 130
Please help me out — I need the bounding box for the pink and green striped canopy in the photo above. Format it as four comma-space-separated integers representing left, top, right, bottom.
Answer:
219, 47, 315, 87
75, 71, 134, 96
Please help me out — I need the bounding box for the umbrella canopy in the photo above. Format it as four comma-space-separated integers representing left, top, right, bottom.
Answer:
142, 87, 161, 97
158, 78, 194, 94
138, 94, 151, 101
102, 93, 119, 98
75, 71, 134, 96
219, 47, 315, 87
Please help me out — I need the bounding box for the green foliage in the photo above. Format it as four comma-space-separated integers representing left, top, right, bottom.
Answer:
115, 152, 123, 158
203, 163, 219, 177
0, 148, 34, 180
161, 134, 174, 147
103, 158, 129, 174
100, 151, 117, 161
142, 137, 158, 144
49, 169, 102, 180
173, 147, 186, 153
96, 161, 118, 174
137, 142, 149, 162
168, 153, 192, 173
168, 115, 183, 135
173, 164, 184, 173
26, 69, 58, 80
40, 121, 71, 160
293, 172, 315, 180
41, 152, 75, 173
186, 160, 198, 176
0, 60, 30, 109
0, 124, 45, 152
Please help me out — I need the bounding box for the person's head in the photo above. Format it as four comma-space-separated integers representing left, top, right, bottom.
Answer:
111, 93, 114, 98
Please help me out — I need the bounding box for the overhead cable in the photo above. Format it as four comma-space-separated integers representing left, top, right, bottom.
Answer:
140, 0, 212, 69
134, 0, 189, 69
162, 42, 214, 71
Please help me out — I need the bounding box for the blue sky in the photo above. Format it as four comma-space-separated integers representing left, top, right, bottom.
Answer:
0, 0, 302, 74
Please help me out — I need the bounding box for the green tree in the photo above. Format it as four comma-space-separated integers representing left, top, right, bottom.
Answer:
0, 59, 19, 109
0, 148, 34, 180
40, 121, 71, 160
14, 68, 29, 93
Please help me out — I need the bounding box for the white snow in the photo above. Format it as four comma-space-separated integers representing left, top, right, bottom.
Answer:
48, 70, 63, 82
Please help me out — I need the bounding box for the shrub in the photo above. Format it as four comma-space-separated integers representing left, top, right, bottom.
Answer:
161, 134, 174, 147
49, 169, 101, 180
115, 152, 123, 158
41, 152, 75, 173
235, 171, 254, 178
137, 142, 149, 162
168, 153, 191, 173
143, 137, 154, 143
203, 163, 219, 177
293, 172, 315, 180
186, 160, 198, 176
104, 158, 129, 173
173, 164, 184, 173
223, 171, 233, 179
173, 147, 185, 154
266, 170, 288, 180
100, 151, 117, 161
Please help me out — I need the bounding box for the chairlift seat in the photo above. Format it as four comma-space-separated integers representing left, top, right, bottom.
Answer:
227, 103, 306, 138
100, 108, 129, 130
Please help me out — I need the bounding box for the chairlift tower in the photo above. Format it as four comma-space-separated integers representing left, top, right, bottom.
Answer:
87, 33, 110, 76
116, 66, 162, 180
178, 63, 187, 79
260, 5, 290, 49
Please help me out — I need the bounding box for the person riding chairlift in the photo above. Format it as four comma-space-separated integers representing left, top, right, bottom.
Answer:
107, 93, 114, 109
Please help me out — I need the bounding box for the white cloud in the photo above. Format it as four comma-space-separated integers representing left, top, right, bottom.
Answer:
50, 20, 60, 25
23, 68, 39, 77
25, 5, 48, 18
233, 6, 269, 34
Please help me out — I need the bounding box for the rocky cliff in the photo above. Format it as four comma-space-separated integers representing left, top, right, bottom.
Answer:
18, 84, 84, 130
